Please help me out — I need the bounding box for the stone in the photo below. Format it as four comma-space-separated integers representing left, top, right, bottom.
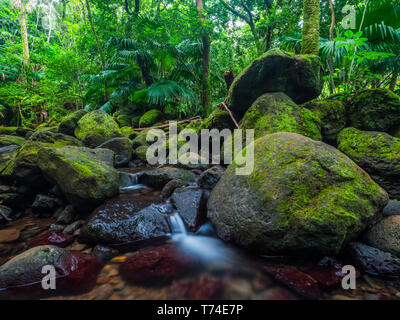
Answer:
58, 110, 88, 136
0, 229, 20, 243
0, 126, 30, 136
198, 166, 225, 188
364, 216, 400, 257
168, 276, 225, 299
176, 152, 210, 170
115, 114, 132, 127
138, 167, 196, 189
239, 92, 322, 141
92, 245, 120, 261
0, 145, 19, 172
119, 243, 199, 285
79, 203, 172, 245
0, 205, 12, 224
205, 109, 235, 131
171, 187, 207, 231
139, 109, 163, 128
207, 132, 388, 256
74, 110, 122, 147
302, 97, 346, 144
134, 145, 148, 161
27, 231, 73, 248
302, 257, 348, 288
32, 194, 59, 216
337, 127, 400, 198
160, 179, 184, 200
0, 135, 26, 147
0, 245, 102, 298
96, 137, 133, 167
56, 204, 76, 225
383, 200, 400, 216
30, 130, 82, 147
38, 146, 119, 213
346, 88, 400, 134
120, 127, 137, 139
63, 220, 84, 235
226, 48, 322, 116
346, 242, 400, 277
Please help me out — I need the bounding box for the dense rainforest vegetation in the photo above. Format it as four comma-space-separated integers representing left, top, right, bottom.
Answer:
0, 0, 398, 128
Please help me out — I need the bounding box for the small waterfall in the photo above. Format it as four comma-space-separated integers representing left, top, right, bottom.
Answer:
169, 212, 187, 235
119, 172, 147, 191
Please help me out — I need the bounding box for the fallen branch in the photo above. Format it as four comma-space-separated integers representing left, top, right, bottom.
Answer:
133, 116, 202, 131
218, 101, 239, 129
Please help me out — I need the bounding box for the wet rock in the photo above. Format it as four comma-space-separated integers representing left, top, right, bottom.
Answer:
0, 145, 19, 173
160, 179, 184, 200
0, 228, 20, 243
264, 266, 320, 299
27, 231, 73, 248
32, 194, 59, 216
168, 276, 225, 299
56, 205, 76, 225
0, 245, 102, 298
226, 48, 322, 116
346, 242, 400, 277
49, 224, 65, 232
63, 220, 84, 235
58, 110, 88, 136
38, 146, 119, 213
337, 127, 400, 198
30, 130, 82, 147
198, 166, 225, 188
171, 187, 207, 231
119, 243, 199, 285
134, 145, 148, 162
0, 205, 12, 224
302, 257, 347, 288
80, 204, 172, 245
364, 216, 400, 256
139, 167, 196, 189
383, 200, 400, 217
74, 110, 122, 148
208, 132, 388, 256
261, 287, 298, 300
97, 137, 133, 167
92, 245, 120, 261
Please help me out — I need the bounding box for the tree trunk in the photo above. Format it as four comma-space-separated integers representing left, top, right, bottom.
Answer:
327, 0, 335, 93
19, 5, 30, 72
196, 0, 211, 113
301, 0, 320, 55
138, 57, 153, 87
389, 72, 398, 91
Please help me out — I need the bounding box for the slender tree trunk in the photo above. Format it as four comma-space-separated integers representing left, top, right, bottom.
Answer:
301, 0, 320, 55
327, 0, 335, 93
19, 5, 30, 73
138, 57, 153, 87
196, 0, 211, 113
389, 72, 398, 91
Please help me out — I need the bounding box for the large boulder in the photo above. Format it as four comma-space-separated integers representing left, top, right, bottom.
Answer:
346, 89, 400, 134
74, 110, 122, 147
38, 146, 119, 213
30, 130, 82, 147
207, 132, 388, 256
239, 92, 322, 141
96, 137, 133, 167
58, 110, 88, 136
302, 98, 346, 144
138, 167, 196, 189
0, 145, 19, 173
226, 48, 323, 116
337, 127, 400, 198
139, 109, 163, 128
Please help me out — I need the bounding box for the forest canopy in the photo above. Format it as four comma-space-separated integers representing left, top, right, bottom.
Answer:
0, 0, 399, 127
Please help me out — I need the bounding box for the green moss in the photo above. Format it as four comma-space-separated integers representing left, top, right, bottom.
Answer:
139, 109, 163, 128
58, 109, 88, 136
204, 109, 234, 131
120, 126, 137, 139
135, 145, 148, 161
0, 135, 26, 147
185, 119, 205, 134
116, 114, 132, 127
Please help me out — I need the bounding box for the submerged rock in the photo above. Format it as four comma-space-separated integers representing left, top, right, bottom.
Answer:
208, 132, 388, 256
38, 146, 119, 213
337, 127, 400, 198
346, 242, 400, 277
239, 92, 322, 141
226, 48, 322, 116
0, 245, 102, 298
97, 137, 132, 167
74, 110, 122, 147
346, 88, 400, 134
119, 243, 199, 285
138, 167, 196, 189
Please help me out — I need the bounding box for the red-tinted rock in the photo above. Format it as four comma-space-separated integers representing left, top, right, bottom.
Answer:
119, 243, 199, 285
0, 245, 102, 298
302, 257, 346, 288
168, 276, 225, 299
27, 231, 73, 248
262, 287, 298, 300
264, 265, 320, 299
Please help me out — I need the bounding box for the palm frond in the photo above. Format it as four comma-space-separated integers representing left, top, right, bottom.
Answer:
147, 79, 196, 105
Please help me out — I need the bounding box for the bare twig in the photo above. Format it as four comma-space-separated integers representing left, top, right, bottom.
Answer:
218, 101, 239, 129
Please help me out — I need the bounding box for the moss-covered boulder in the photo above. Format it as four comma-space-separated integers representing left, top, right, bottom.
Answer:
207, 132, 388, 256
138, 167, 196, 189
132, 130, 150, 148
240, 92, 322, 141
0, 145, 19, 173
205, 109, 235, 131
74, 110, 122, 147
346, 89, 400, 134
97, 137, 132, 167
120, 126, 137, 139
58, 110, 88, 136
0, 135, 26, 147
38, 146, 119, 213
302, 98, 346, 144
115, 114, 132, 127
139, 109, 163, 128
134, 145, 149, 162
0, 127, 31, 137
337, 127, 400, 198
226, 48, 323, 116
185, 119, 206, 134
30, 130, 82, 147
